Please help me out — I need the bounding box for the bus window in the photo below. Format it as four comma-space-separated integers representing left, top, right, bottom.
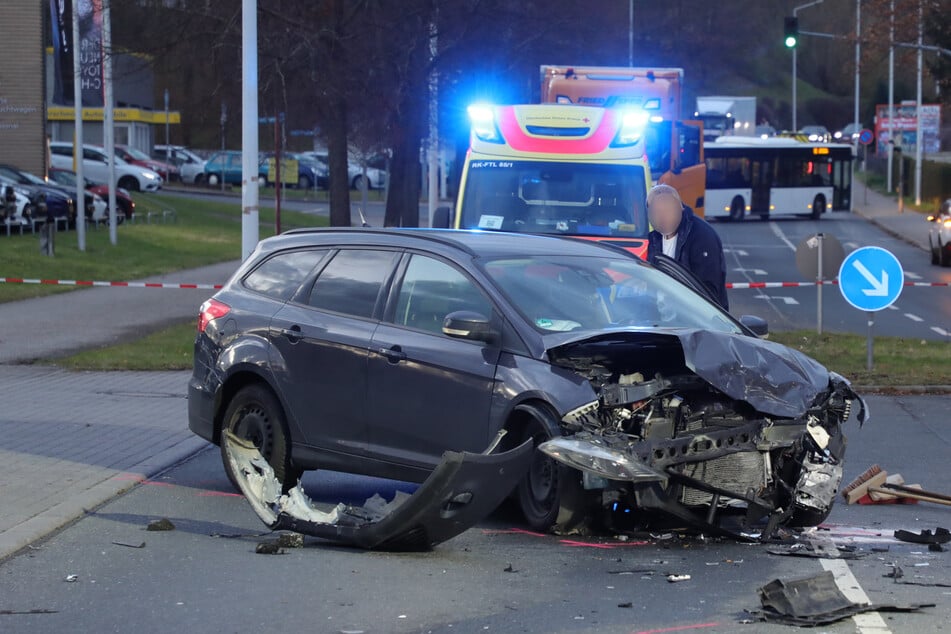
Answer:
644, 121, 672, 178
675, 122, 701, 171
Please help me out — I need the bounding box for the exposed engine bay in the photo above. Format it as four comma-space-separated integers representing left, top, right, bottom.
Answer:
539, 329, 867, 540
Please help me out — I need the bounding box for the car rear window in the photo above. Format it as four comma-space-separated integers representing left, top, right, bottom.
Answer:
308, 249, 398, 319
243, 250, 327, 301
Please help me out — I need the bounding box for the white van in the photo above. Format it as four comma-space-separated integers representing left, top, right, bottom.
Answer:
49, 142, 162, 192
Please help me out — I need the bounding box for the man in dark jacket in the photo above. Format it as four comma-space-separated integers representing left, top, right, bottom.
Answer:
646, 183, 729, 310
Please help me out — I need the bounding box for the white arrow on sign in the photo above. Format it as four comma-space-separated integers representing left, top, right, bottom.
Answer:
852, 260, 888, 296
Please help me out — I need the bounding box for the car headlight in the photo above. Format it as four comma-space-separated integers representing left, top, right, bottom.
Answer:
143, 172, 159, 180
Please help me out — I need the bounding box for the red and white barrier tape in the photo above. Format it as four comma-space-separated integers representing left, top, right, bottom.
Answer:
0, 277, 223, 290
0, 276, 946, 290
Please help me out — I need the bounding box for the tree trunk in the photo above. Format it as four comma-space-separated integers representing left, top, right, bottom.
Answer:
326, 96, 351, 227
384, 130, 422, 227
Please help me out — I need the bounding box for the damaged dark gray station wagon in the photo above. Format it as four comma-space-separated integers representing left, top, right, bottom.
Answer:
189, 229, 866, 547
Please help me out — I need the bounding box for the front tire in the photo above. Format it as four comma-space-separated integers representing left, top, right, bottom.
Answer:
118, 176, 139, 192
207, 173, 220, 187
931, 237, 940, 265
728, 196, 745, 222
219, 384, 301, 493
298, 175, 312, 190
352, 174, 369, 191
941, 240, 951, 267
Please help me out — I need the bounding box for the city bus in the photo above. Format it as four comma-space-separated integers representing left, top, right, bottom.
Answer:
539, 66, 705, 217
703, 137, 853, 221
439, 104, 653, 258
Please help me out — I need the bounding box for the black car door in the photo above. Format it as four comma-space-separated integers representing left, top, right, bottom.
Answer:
366, 252, 501, 469
268, 248, 400, 456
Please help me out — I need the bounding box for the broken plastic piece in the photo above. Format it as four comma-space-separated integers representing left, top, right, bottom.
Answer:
223, 431, 533, 551
667, 574, 691, 583
146, 518, 175, 532
894, 527, 951, 545
749, 570, 933, 626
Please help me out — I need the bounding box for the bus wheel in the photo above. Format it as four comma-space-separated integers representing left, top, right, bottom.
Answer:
729, 197, 745, 222
811, 195, 826, 220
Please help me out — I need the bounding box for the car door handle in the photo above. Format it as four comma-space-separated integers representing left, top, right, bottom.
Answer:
378, 345, 406, 364
280, 325, 303, 343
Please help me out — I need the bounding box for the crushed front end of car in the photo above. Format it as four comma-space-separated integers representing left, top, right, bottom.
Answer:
539, 329, 867, 539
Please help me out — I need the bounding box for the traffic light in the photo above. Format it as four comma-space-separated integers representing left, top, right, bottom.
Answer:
784, 16, 799, 48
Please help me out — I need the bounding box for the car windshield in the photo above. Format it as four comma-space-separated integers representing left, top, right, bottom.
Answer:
459, 160, 648, 238
21, 172, 47, 186
52, 171, 77, 186
482, 255, 741, 334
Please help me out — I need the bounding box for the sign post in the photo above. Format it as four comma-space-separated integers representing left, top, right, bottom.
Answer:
795, 233, 844, 335
838, 246, 904, 371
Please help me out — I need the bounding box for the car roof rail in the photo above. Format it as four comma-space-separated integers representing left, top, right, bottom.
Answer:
278, 227, 479, 255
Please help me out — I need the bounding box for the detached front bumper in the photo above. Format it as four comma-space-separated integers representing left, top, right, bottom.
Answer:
224, 432, 534, 551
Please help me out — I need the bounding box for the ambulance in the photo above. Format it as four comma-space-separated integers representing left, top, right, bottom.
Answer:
438, 104, 653, 258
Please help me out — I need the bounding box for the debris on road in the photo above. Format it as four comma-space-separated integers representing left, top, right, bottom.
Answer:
255, 541, 286, 555
666, 574, 691, 583
503, 563, 517, 573
749, 570, 934, 626
617, 601, 633, 608
276, 532, 304, 549
111, 541, 146, 549
223, 431, 533, 551
894, 528, 951, 545
146, 518, 175, 531
64, 574, 78, 582
0, 609, 58, 615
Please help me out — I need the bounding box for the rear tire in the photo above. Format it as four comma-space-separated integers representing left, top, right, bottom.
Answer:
207, 173, 220, 187
352, 174, 369, 191
219, 384, 301, 494
811, 195, 826, 220
931, 237, 940, 265
298, 175, 312, 190
941, 240, 951, 267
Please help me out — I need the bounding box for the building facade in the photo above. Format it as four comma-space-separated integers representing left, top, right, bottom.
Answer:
0, 0, 47, 176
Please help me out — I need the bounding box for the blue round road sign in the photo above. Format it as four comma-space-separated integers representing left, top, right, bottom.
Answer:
838, 246, 903, 311
858, 128, 874, 145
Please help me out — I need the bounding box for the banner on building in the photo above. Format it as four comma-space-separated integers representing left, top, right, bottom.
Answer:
50, 0, 104, 107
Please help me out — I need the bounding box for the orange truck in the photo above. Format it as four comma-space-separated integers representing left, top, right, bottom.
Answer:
539, 66, 706, 217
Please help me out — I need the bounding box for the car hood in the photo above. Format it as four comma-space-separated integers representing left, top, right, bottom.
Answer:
545, 328, 866, 421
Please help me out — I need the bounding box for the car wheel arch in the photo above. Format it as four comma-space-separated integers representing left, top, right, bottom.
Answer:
213, 369, 288, 445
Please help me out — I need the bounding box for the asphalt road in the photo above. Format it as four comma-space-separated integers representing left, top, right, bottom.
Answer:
718, 211, 951, 341
1, 395, 949, 633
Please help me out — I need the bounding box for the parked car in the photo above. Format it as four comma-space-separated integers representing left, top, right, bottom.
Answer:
115, 145, 179, 182
303, 151, 387, 190
49, 168, 135, 221
202, 150, 243, 186
0, 166, 76, 223
927, 199, 951, 267
0, 181, 34, 227
153, 145, 205, 184
0, 164, 106, 222
189, 229, 865, 536
257, 152, 327, 189
49, 142, 162, 192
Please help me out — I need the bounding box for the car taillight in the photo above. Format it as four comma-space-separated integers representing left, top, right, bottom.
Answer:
198, 298, 230, 333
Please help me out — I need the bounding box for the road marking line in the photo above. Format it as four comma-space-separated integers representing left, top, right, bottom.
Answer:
732, 268, 767, 275
754, 294, 799, 305
820, 559, 891, 633
769, 222, 797, 251
845, 241, 860, 249
887, 305, 899, 311
904, 313, 924, 322
932, 326, 949, 337
904, 271, 922, 280
723, 248, 749, 256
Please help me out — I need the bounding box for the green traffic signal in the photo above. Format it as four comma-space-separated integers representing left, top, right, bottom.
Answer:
784, 16, 799, 49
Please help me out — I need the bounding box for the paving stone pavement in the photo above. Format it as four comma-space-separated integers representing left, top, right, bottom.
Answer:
0, 365, 209, 560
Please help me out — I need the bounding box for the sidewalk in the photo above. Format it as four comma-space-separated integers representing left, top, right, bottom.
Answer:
0, 261, 240, 559
851, 180, 932, 252
0, 365, 208, 560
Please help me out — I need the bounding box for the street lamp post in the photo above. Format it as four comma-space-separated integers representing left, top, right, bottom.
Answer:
791, 0, 825, 132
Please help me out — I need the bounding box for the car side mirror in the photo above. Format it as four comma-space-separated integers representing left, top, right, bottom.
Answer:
739, 315, 769, 337
442, 311, 497, 343
432, 206, 453, 229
